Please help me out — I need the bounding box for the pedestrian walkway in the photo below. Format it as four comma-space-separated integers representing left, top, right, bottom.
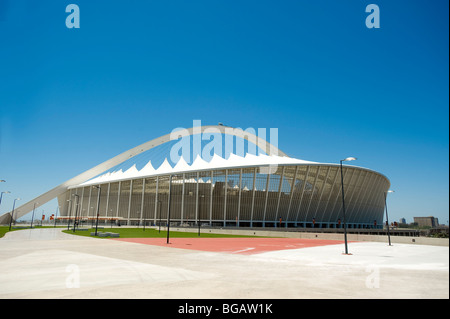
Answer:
0, 228, 448, 299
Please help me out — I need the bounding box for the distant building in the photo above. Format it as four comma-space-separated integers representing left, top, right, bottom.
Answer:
414, 216, 439, 228
399, 218, 406, 224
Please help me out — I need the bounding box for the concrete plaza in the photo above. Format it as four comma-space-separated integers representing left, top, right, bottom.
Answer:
0, 228, 448, 299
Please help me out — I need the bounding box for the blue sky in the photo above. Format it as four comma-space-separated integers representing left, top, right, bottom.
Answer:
0, 0, 448, 224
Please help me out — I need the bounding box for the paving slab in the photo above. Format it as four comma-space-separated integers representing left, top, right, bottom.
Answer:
0, 228, 448, 299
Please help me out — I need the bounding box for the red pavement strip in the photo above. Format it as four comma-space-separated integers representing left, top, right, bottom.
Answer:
111, 237, 345, 255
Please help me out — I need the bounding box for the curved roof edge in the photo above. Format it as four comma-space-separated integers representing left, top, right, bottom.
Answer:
70, 155, 390, 189
73, 153, 318, 187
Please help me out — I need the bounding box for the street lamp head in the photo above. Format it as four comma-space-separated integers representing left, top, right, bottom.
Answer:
1, 191, 11, 194
0, 180, 6, 182
342, 157, 357, 162
387, 190, 395, 193
15, 198, 21, 201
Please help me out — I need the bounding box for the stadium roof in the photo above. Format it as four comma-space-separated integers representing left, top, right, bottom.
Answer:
74, 153, 318, 187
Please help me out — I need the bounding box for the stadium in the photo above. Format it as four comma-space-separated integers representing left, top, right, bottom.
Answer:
2, 124, 390, 229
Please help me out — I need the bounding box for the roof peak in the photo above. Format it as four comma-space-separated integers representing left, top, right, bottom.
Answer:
77, 153, 315, 187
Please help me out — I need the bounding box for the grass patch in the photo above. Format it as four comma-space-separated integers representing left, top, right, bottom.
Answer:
0, 226, 13, 238
62, 227, 261, 239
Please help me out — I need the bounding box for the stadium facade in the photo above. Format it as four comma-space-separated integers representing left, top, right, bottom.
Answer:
3, 124, 390, 229
58, 128, 389, 229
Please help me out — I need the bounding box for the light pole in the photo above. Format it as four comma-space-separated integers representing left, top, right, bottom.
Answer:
166, 175, 173, 244
93, 185, 101, 236
143, 206, 146, 231
9, 198, 21, 231
340, 157, 357, 255
66, 199, 72, 230
158, 200, 162, 233
0, 180, 6, 211
198, 194, 204, 236
30, 202, 38, 228
0, 191, 11, 211
384, 190, 394, 246
54, 206, 59, 228
72, 194, 80, 232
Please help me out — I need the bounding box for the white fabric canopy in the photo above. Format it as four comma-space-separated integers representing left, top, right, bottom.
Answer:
76, 154, 318, 187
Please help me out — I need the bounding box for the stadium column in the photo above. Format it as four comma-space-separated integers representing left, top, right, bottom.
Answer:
66, 190, 73, 229
358, 173, 378, 226
329, 168, 346, 227
295, 166, 310, 226
357, 172, 373, 227
355, 172, 373, 227
181, 173, 185, 225
321, 167, 341, 227
87, 186, 92, 220
371, 175, 385, 228
209, 171, 213, 225
262, 173, 270, 227
374, 176, 386, 227
339, 168, 357, 228
105, 183, 111, 223
304, 167, 320, 227
116, 181, 121, 220
332, 166, 354, 230
127, 180, 133, 225
140, 178, 145, 226
79, 187, 84, 221
345, 169, 363, 227
195, 172, 199, 224
237, 168, 242, 227
286, 166, 299, 227
315, 167, 331, 227
153, 177, 159, 224
275, 166, 285, 227
348, 170, 368, 227
250, 167, 256, 228
167, 175, 172, 226
167, 175, 172, 243
223, 169, 228, 227
343, 168, 357, 228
